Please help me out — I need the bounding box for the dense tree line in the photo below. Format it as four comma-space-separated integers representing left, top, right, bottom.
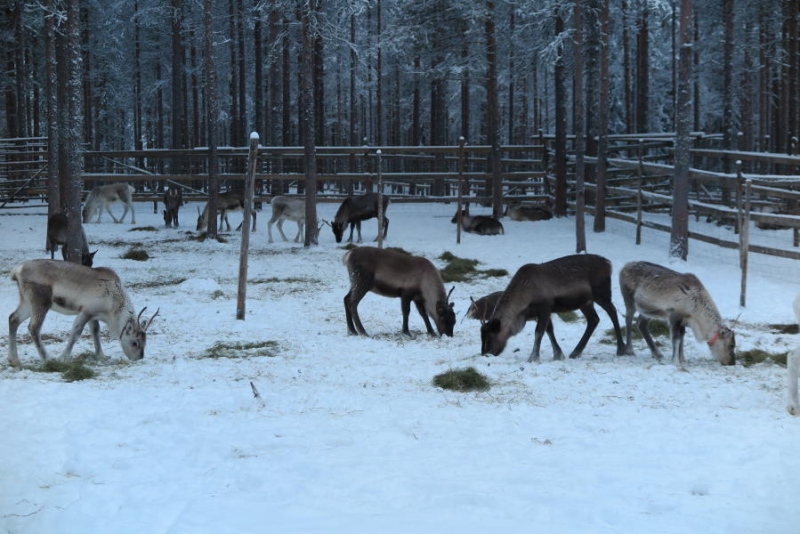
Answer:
2, 0, 799, 155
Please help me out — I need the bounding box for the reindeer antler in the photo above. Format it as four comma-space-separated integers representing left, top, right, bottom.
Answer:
447, 286, 455, 302
140, 307, 161, 331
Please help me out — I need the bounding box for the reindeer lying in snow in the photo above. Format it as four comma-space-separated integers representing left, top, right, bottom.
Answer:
343, 246, 455, 337
480, 254, 625, 362
505, 200, 553, 222
618, 261, 736, 367
46, 213, 96, 267
8, 259, 157, 368
451, 210, 504, 235
82, 183, 136, 224
787, 294, 800, 415
268, 195, 307, 243
196, 190, 257, 232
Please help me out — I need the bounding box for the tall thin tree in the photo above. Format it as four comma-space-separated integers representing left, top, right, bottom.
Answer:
671, 0, 693, 260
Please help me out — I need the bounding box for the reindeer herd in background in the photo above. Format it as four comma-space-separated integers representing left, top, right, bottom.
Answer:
8, 182, 799, 415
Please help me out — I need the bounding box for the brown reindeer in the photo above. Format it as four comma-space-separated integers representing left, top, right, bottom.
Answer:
196, 190, 257, 232
46, 214, 96, 267
505, 200, 553, 222
343, 247, 455, 337
480, 254, 625, 362
162, 185, 183, 228
451, 210, 504, 236
619, 261, 736, 367
332, 193, 390, 243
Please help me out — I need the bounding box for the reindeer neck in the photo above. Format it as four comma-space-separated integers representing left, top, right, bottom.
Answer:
685, 289, 725, 342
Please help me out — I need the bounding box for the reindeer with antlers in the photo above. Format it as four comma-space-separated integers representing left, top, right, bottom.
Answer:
8, 259, 157, 368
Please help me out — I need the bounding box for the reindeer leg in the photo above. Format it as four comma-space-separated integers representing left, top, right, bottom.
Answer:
670, 318, 686, 367
106, 203, 122, 224
127, 201, 136, 224
527, 313, 552, 363
413, 299, 437, 336
400, 295, 414, 337
294, 220, 303, 243
544, 320, 565, 360
637, 316, 663, 360
277, 218, 289, 241
8, 302, 32, 368
788, 348, 800, 415
59, 311, 93, 362
345, 272, 372, 336
597, 299, 626, 356
251, 210, 256, 232
89, 319, 107, 360
569, 304, 600, 359
118, 202, 131, 224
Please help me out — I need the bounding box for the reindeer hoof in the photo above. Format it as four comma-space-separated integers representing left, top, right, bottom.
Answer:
788, 404, 799, 416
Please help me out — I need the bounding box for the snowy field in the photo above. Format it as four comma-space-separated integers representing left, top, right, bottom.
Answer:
1, 199, 799, 533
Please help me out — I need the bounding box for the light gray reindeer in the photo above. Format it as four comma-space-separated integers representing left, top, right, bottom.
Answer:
46, 213, 96, 267
82, 183, 136, 224
618, 261, 736, 367
787, 294, 800, 415
196, 190, 257, 232
8, 259, 157, 368
480, 254, 625, 362
268, 195, 306, 243
343, 246, 455, 337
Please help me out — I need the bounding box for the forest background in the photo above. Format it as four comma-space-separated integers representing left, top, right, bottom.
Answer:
1, 1, 799, 255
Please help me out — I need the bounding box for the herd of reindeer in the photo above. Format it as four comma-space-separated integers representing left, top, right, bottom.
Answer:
6, 182, 800, 416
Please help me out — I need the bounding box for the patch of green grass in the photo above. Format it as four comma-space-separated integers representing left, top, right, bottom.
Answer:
189, 232, 228, 243
433, 367, 491, 392
202, 340, 280, 359
249, 276, 322, 285
614, 320, 670, 340
438, 252, 507, 283
769, 323, 799, 335
129, 226, 158, 232
131, 278, 187, 290
558, 311, 581, 323
122, 247, 150, 261
739, 349, 787, 367
32, 359, 96, 381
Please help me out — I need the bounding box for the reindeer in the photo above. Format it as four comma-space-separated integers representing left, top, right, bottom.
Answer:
451, 209, 504, 236
162, 185, 183, 228
342, 246, 455, 337
788, 294, 800, 415
268, 195, 307, 243
505, 200, 553, 222
480, 254, 625, 362
332, 193, 390, 243
46, 213, 96, 267
7, 259, 158, 368
82, 183, 136, 224
196, 190, 257, 232
618, 261, 736, 367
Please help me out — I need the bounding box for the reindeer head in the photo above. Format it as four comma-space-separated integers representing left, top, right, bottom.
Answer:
480, 318, 505, 355
708, 325, 736, 365
196, 207, 206, 231
120, 307, 159, 361
331, 220, 346, 243
435, 287, 457, 337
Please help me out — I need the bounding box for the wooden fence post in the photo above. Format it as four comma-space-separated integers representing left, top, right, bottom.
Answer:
457, 137, 465, 244
739, 168, 751, 308
236, 132, 259, 320
376, 149, 384, 249
635, 139, 643, 245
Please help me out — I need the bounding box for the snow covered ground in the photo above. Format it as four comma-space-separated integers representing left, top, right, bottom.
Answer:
1, 199, 799, 533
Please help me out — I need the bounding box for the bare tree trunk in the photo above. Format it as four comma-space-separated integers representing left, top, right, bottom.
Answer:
62, 0, 86, 263
486, 1, 502, 217
593, 0, 610, 233
554, 8, 567, 218
44, 0, 60, 220
671, 0, 693, 261
301, 0, 319, 247
636, 2, 649, 132
171, 0, 187, 176
573, 0, 586, 252
204, 0, 219, 238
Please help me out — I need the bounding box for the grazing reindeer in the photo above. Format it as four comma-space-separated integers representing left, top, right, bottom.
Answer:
481, 254, 625, 362
196, 190, 257, 232
343, 246, 455, 337
788, 294, 800, 415
82, 183, 136, 224
332, 193, 390, 243
451, 209, 504, 236
268, 195, 307, 243
46, 213, 96, 267
618, 261, 736, 367
8, 259, 158, 368
162, 185, 183, 228
505, 200, 553, 222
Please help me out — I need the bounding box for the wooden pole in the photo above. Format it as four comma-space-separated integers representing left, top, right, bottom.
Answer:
635, 139, 643, 245
237, 132, 259, 320
457, 137, 465, 244
376, 149, 384, 249
739, 171, 751, 308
